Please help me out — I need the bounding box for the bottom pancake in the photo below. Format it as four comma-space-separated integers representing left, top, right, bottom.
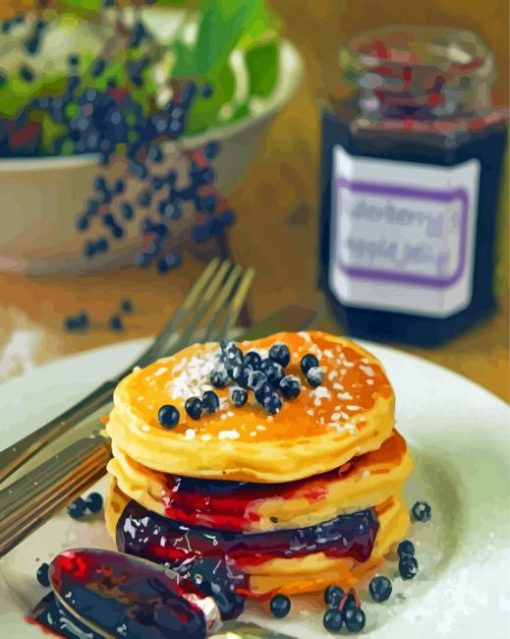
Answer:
105, 479, 409, 596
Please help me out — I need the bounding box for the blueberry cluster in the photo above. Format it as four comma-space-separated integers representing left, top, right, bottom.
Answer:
397, 537, 419, 580
322, 587, 366, 634
66, 492, 103, 520
158, 389, 221, 428
207, 340, 306, 416
63, 311, 90, 332
208, 340, 324, 416
63, 298, 134, 333
0, 7, 236, 272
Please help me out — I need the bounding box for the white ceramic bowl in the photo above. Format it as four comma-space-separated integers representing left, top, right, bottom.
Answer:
0, 38, 303, 275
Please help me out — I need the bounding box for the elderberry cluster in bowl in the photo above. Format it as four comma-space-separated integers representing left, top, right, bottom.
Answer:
208, 340, 324, 416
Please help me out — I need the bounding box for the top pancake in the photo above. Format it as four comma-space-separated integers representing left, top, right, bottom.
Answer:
107, 330, 395, 482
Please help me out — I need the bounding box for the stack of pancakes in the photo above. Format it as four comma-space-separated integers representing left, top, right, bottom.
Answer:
105, 331, 412, 597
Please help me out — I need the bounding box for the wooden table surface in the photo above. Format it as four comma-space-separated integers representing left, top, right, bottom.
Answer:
0, 1, 508, 401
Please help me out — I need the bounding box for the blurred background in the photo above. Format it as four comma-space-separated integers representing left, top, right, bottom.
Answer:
0, 0, 508, 399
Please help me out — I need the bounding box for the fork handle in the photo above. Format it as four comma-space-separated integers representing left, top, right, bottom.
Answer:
0, 433, 111, 559
0, 379, 116, 485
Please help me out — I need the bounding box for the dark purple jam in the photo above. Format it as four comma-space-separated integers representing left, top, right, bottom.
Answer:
116, 499, 379, 597
30, 548, 213, 639
320, 27, 508, 346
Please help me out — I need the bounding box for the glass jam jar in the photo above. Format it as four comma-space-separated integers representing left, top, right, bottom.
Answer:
319, 27, 508, 345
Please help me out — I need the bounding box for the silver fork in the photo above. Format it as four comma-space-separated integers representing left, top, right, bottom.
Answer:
0, 258, 254, 485
0, 259, 254, 557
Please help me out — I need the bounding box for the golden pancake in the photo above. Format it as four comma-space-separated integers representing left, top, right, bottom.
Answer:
107, 331, 395, 482
104, 479, 408, 597
107, 430, 412, 533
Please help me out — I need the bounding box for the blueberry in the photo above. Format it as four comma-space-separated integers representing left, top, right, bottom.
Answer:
399, 556, 419, 580
270, 594, 290, 618
200, 83, 214, 98
244, 351, 262, 369
112, 225, 124, 239
152, 176, 165, 191
341, 591, 357, 616
279, 375, 301, 400
221, 341, 243, 363
231, 387, 247, 407
254, 381, 273, 404
344, 606, 366, 632
67, 497, 87, 520
323, 609, 343, 633
0, 71, 7, 89
230, 365, 250, 387
36, 563, 50, 587
109, 315, 123, 331
204, 141, 220, 159
185, 397, 203, 420
120, 298, 133, 313
19, 65, 35, 83
25, 35, 41, 56
91, 58, 106, 78
306, 366, 324, 387
263, 392, 283, 415
301, 353, 319, 374
247, 370, 267, 391
148, 146, 164, 163
411, 501, 431, 523
158, 404, 180, 428
85, 492, 103, 514
324, 584, 344, 607
369, 575, 392, 602
68, 54, 79, 67
397, 540, 415, 558
114, 179, 125, 194
94, 176, 108, 193
76, 312, 89, 329
260, 359, 284, 387
96, 237, 109, 252
210, 366, 229, 388
137, 190, 152, 208
269, 342, 290, 367
193, 223, 212, 243
202, 390, 220, 413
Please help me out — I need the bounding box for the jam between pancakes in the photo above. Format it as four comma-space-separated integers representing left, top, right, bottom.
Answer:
116, 498, 379, 577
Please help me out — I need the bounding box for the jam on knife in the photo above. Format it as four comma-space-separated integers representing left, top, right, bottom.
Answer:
42, 548, 225, 639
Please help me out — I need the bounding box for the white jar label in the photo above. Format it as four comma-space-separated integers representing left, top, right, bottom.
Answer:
329, 147, 481, 318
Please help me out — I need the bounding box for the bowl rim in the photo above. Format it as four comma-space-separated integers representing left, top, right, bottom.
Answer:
0, 39, 303, 172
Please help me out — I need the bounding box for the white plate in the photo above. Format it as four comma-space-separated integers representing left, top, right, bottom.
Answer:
0, 338, 509, 638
